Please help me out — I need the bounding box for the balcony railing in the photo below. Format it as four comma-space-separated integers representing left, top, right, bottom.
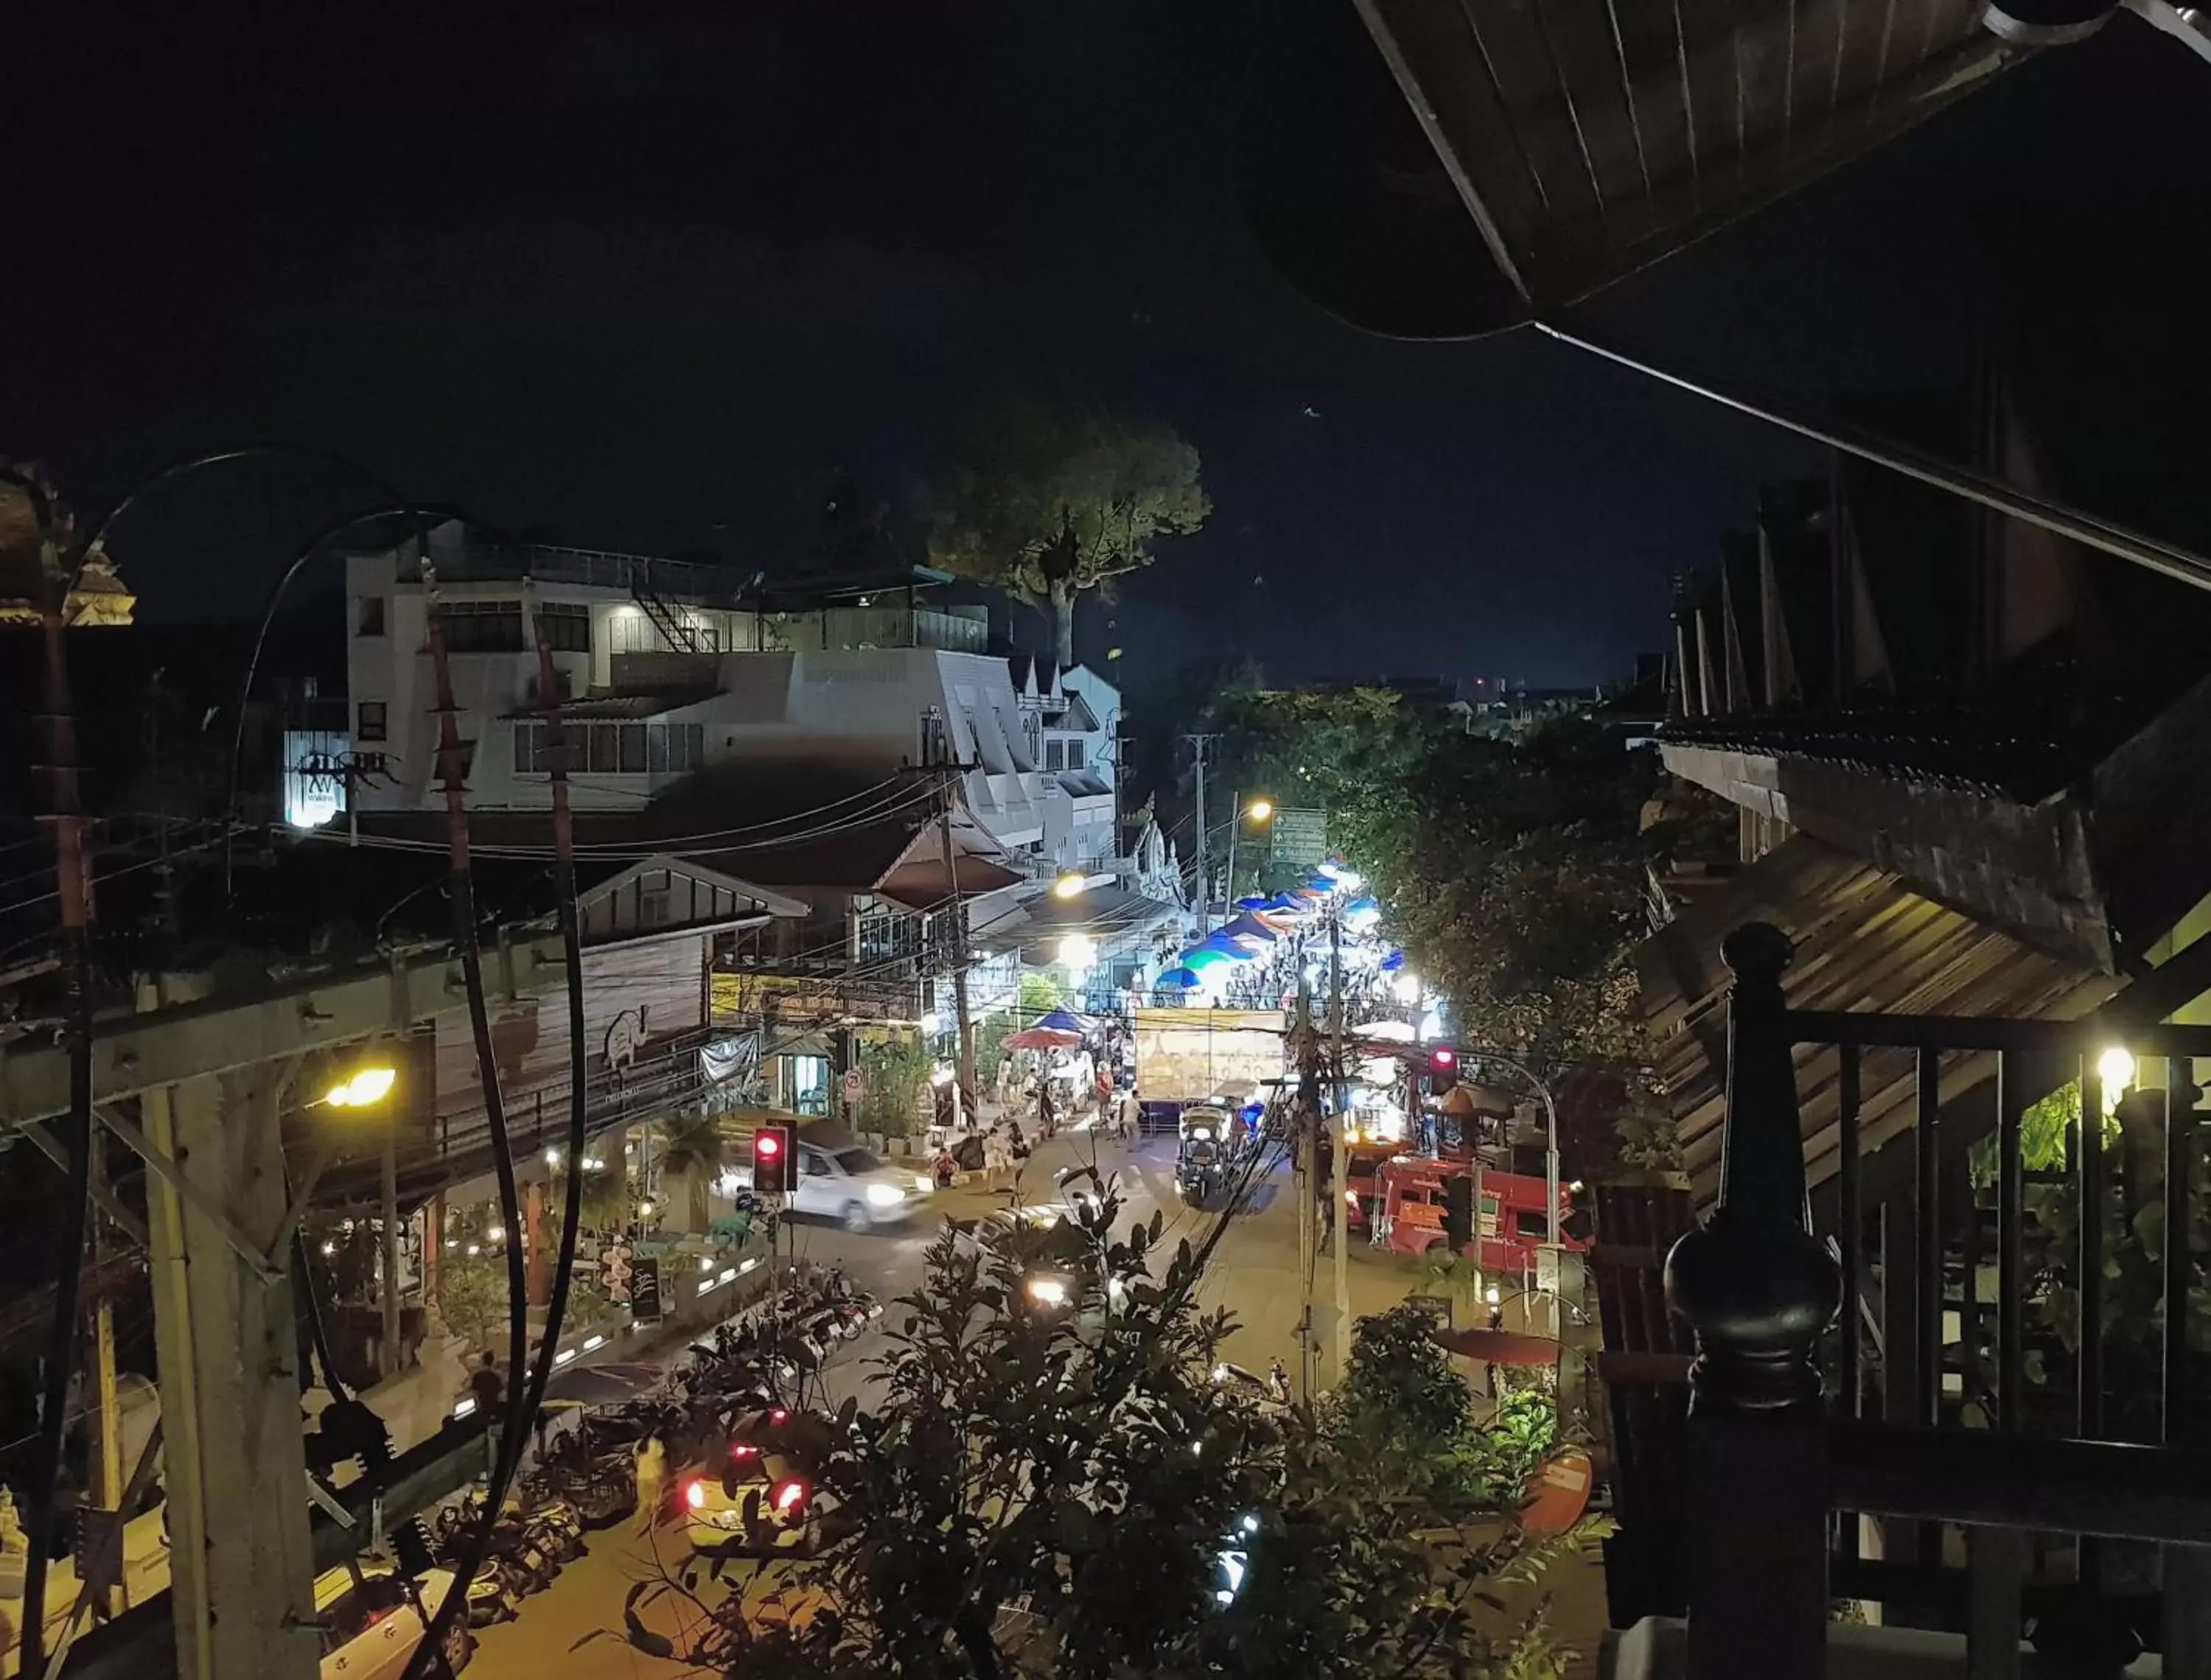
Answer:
1613, 923, 2211, 1678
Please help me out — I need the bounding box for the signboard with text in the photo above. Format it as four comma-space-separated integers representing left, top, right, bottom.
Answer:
1268, 806, 1329, 872
629, 1256, 663, 1325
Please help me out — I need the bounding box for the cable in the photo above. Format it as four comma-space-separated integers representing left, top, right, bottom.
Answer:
505, 593, 592, 1575
403, 546, 534, 1680
2, 462, 99, 1680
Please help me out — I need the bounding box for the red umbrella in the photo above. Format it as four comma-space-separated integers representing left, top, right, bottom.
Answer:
1428, 1326, 1563, 1366
1004, 1026, 1083, 1051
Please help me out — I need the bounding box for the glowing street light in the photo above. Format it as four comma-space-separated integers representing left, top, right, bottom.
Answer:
2097, 1045, 2137, 1096
321, 1065, 397, 1109
1218, 794, 1278, 933
1052, 872, 1087, 900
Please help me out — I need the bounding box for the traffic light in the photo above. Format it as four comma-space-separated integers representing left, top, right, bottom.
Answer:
1423, 1045, 1458, 1096
1442, 1174, 1474, 1251
752, 1124, 795, 1194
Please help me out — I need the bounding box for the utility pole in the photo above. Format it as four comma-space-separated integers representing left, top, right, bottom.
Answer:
1329, 909, 1351, 1385
380, 1093, 402, 1375
937, 788, 976, 1104
87, 1147, 125, 1620
1292, 984, 1321, 1404
1184, 733, 1216, 929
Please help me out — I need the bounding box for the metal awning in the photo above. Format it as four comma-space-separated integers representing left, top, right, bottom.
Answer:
1638, 834, 2117, 1202
1296, 0, 2025, 336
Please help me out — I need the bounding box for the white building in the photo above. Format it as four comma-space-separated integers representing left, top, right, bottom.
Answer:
340, 522, 1109, 869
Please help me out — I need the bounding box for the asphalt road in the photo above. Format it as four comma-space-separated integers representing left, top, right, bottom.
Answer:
464, 1120, 1434, 1679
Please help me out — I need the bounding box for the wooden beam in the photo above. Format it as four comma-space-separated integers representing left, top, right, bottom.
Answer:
0, 933, 567, 1126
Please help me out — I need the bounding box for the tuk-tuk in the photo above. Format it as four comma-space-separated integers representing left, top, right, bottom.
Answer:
1176, 1132, 1229, 1205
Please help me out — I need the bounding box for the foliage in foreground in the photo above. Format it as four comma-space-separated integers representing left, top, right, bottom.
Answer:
663, 1186, 1596, 1679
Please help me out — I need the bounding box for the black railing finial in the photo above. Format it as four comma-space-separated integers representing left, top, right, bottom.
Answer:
1664, 921, 1840, 1678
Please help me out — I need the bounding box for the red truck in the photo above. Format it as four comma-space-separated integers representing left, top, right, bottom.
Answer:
1375, 1155, 1586, 1272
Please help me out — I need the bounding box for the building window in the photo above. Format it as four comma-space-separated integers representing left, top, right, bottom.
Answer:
357, 701, 388, 743
536, 601, 590, 653
438, 601, 525, 652
516, 718, 702, 777
356, 596, 385, 637
1065, 739, 1084, 769
1045, 740, 1065, 771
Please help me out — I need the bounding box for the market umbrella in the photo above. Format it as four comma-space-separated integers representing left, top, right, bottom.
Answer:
1430, 1326, 1562, 1366
1181, 949, 1231, 970
1035, 1007, 1086, 1035
1156, 967, 1203, 989
1234, 895, 1274, 910
1005, 1025, 1083, 1051
1380, 949, 1406, 972
1219, 914, 1280, 943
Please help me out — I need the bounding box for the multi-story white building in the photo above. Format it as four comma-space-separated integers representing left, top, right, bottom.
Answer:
340, 522, 1111, 868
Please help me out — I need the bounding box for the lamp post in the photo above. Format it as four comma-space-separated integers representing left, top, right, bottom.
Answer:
1220, 795, 1276, 932
1464, 1048, 1563, 1257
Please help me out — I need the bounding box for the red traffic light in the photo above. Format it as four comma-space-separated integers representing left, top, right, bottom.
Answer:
752, 1124, 796, 1193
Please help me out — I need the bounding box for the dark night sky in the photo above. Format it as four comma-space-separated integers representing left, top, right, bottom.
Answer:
7, 4, 2207, 689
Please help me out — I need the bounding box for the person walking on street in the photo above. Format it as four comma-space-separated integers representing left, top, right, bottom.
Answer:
467, 1352, 506, 1475
1035, 1080, 1057, 1142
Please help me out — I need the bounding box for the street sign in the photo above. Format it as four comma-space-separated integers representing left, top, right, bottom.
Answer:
1268, 806, 1329, 870
629, 1256, 663, 1325
844, 1068, 862, 1102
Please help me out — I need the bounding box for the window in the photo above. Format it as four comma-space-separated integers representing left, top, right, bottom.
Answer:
1045, 740, 1065, 771
355, 596, 385, 637
517, 718, 703, 777
640, 888, 671, 925
438, 601, 525, 652
1065, 739, 1085, 769
357, 701, 388, 743
535, 601, 590, 653
1514, 1208, 1550, 1239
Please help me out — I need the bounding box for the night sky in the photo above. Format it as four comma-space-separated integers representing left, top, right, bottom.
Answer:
7, 4, 2207, 688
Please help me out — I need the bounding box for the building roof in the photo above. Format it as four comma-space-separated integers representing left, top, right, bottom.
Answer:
1257, 0, 2021, 338
1638, 834, 2120, 1203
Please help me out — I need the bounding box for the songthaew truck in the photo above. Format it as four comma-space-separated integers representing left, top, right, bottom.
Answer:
1131, 1008, 1288, 1135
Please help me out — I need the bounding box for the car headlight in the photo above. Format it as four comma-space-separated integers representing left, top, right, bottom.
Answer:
865, 1183, 907, 1208
1025, 1275, 1070, 1306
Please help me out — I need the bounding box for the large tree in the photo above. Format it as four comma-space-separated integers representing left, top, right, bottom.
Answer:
929, 403, 1209, 665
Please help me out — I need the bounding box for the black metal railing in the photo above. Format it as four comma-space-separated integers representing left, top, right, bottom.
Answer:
1661, 924, 2211, 1678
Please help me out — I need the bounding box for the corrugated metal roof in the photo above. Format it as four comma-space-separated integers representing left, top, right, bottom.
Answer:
1350, 0, 2024, 326
1638, 834, 2118, 1203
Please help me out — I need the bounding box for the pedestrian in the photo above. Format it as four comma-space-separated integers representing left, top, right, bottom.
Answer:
982, 1125, 1012, 1194
467, 1351, 505, 1474
1035, 1080, 1057, 1141
635, 1431, 665, 1529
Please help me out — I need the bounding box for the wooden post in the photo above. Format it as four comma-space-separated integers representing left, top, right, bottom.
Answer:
1665, 924, 1841, 1680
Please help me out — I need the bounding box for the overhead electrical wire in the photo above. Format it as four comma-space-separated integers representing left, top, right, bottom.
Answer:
401, 548, 537, 1680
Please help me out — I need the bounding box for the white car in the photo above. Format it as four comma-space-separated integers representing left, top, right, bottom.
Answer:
313, 1564, 470, 1680
789, 1141, 932, 1232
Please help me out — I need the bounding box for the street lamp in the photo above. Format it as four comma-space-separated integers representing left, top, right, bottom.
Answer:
321, 1064, 397, 1109
1052, 871, 1087, 900
1219, 794, 1276, 931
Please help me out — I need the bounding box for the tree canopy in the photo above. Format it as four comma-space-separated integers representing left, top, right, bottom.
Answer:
929, 403, 1209, 665
1208, 687, 1658, 1070
607, 1177, 1594, 1679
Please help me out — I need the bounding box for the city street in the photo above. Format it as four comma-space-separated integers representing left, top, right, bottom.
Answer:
464, 1119, 1435, 1679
